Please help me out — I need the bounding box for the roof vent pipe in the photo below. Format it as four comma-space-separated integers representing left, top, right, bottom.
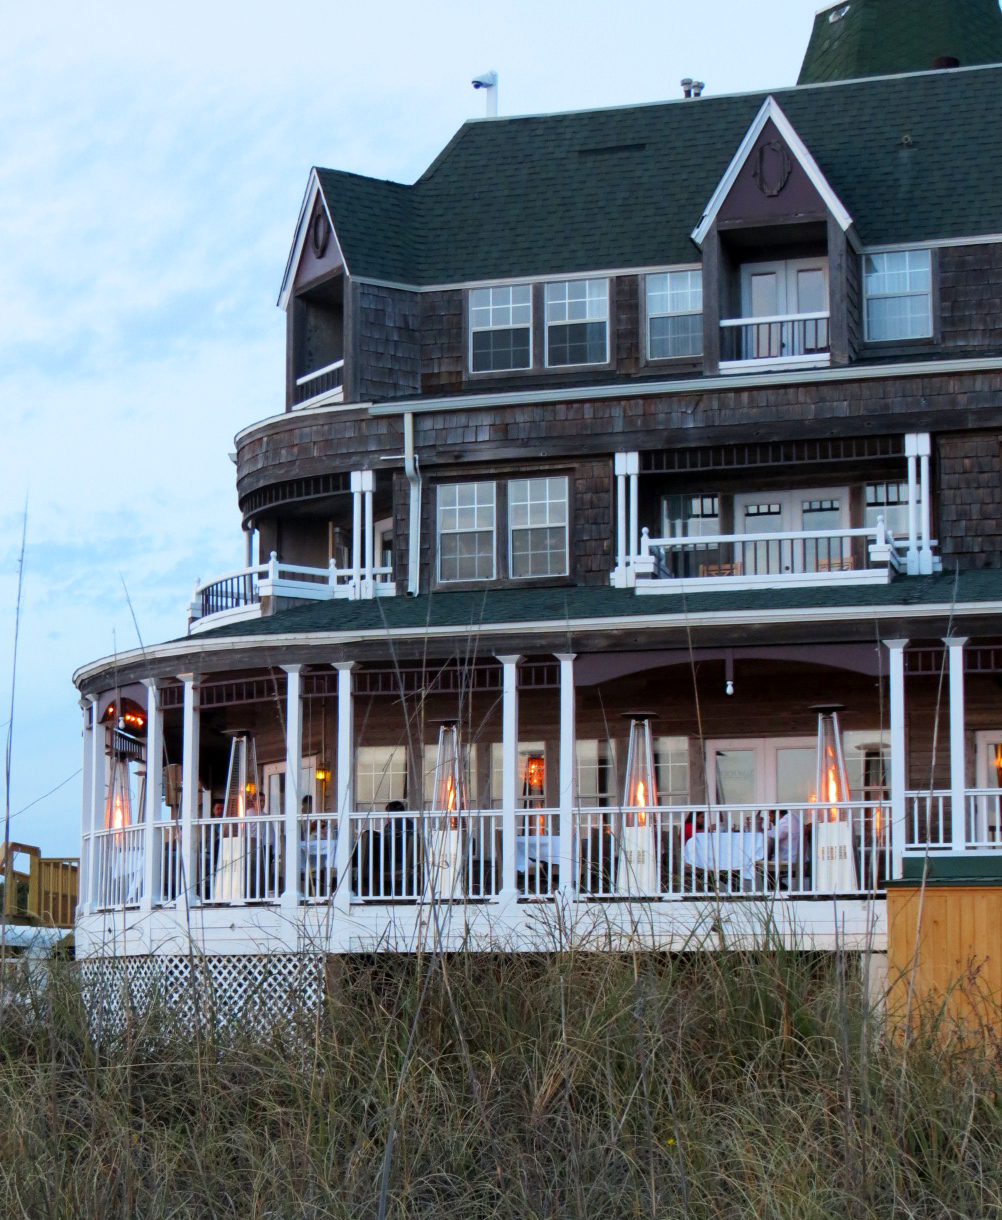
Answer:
932, 55, 960, 69
681, 78, 705, 99
472, 70, 498, 118
691, 80, 705, 98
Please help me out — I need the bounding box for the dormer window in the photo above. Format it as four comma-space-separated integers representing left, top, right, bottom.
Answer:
469, 285, 532, 372
864, 250, 932, 342
545, 279, 609, 366
647, 270, 703, 359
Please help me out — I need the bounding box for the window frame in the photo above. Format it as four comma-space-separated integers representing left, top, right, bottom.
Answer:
862, 248, 934, 344
544, 277, 610, 368
436, 481, 498, 584
467, 283, 533, 375
645, 268, 704, 361
507, 475, 570, 580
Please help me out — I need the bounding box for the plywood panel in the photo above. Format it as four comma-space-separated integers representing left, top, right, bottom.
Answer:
888, 885, 1002, 1033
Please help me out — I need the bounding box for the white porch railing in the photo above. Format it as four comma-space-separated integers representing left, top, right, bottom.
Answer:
92, 825, 145, 910
633, 517, 908, 590
348, 809, 501, 902
906, 789, 1002, 852
194, 815, 284, 904
81, 799, 913, 912
720, 312, 830, 371
189, 550, 395, 633
293, 359, 344, 408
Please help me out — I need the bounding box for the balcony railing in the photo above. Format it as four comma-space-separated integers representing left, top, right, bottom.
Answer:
189, 551, 395, 633
92, 825, 145, 911
906, 789, 1002, 852
634, 517, 909, 590
720, 311, 830, 371
293, 359, 344, 408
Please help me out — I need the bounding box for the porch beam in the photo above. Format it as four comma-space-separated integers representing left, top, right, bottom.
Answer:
885, 640, 908, 878
556, 653, 577, 896
141, 680, 163, 913
333, 662, 355, 916
179, 673, 200, 907
947, 636, 968, 852
282, 665, 303, 910
498, 654, 522, 899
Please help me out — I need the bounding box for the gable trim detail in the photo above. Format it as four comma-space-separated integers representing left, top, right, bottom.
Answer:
277, 169, 347, 311
691, 95, 854, 247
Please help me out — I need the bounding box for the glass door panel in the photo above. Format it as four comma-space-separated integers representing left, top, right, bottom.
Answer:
738, 498, 788, 576
713, 749, 759, 805
776, 748, 816, 803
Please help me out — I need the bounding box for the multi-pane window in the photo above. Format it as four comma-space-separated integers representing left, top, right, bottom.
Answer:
509, 477, 569, 578
662, 494, 719, 539
865, 481, 920, 540
647, 270, 703, 358
469, 284, 532, 372
355, 746, 408, 811
438, 482, 496, 582
864, 250, 932, 341
654, 737, 690, 806
576, 740, 618, 807
545, 279, 608, 366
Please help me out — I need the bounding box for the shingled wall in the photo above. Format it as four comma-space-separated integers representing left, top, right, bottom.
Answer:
939, 243, 1002, 351
356, 284, 421, 401
937, 431, 1002, 566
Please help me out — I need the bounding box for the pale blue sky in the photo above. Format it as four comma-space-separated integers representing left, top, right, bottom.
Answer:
1, 0, 822, 853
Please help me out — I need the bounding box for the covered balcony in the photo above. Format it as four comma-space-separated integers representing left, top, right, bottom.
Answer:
76, 639, 1002, 955
612, 433, 940, 593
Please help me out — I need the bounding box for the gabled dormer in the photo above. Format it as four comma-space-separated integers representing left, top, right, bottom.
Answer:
279, 170, 347, 411
692, 97, 858, 376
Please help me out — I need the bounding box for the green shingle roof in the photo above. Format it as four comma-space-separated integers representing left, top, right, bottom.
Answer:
315, 64, 1002, 286
196, 570, 1002, 641
799, 0, 1002, 85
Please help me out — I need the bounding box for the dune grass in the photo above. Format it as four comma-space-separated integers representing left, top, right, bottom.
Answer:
0, 942, 1000, 1219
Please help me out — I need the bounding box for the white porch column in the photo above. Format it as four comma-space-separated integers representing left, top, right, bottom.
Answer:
333, 662, 355, 917
556, 653, 577, 895
498, 654, 522, 899
362, 469, 375, 598
282, 665, 303, 911
947, 637, 968, 852
905, 434, 920, 575
614, 453, 628, 587
88, 696, 103, 913
627, 451, 640, 569
918, 433, 933, 575
141, 680, 163, 913
179, 674, 200, 905
79, 700, 94, 914
350, 471, 363, 597
243, 527, 254, 568
886, 641, 908, 879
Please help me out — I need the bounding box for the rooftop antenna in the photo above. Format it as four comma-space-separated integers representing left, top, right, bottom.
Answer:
472, 70, 498, 118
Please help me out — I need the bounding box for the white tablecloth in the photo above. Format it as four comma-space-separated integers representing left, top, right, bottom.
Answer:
515, 834, 559, 874
682, 830, 766, 878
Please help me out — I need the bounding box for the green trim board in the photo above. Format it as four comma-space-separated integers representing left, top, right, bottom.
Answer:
311, 65, 1002, 287
193, 569, 1002, 641
897, 853, 1002, 883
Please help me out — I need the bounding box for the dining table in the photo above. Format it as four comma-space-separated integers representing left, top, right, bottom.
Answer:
682, 828, 767, 888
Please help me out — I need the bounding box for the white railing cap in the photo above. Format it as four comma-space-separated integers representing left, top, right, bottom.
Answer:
720, 310, 830, 327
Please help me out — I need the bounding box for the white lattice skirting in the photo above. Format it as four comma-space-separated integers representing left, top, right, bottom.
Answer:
80, 953, 324, 1035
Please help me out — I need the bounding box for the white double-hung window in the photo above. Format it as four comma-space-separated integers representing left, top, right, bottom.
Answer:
509, 476, 569, 577
863, 250, 932, 341
437, 482, 496, 582
545, 278, 609, 366
469, 284, 532, 372
647, 270, 703, 358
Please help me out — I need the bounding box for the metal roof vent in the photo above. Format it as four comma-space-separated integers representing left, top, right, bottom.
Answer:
932, 54, 961, 69
829, 3, 850, 22
681, 78, 705, 99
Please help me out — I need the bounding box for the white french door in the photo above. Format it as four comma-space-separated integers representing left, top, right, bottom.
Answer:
733, 486, 848, 575
707, 738, 816, 806
739, 258, 829, 358
261, 756, 318, 818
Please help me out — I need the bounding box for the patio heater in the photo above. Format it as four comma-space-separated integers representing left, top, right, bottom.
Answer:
105, 756, 134, 833
217, 732, 261, 901
426, 722, 468, 901
615, 714, 659, 895
812, 705, 858, 892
